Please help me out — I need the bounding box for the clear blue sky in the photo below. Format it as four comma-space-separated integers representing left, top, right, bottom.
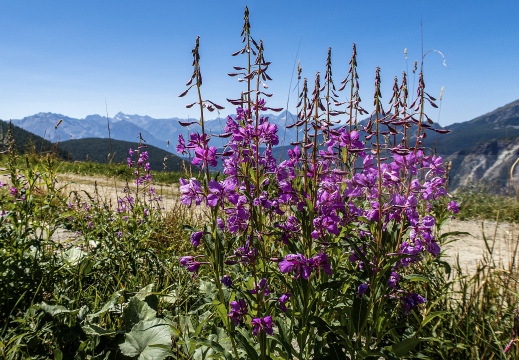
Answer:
0, 1, 518, 126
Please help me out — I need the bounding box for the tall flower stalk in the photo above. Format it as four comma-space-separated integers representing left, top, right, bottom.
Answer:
176, 7, 454, 359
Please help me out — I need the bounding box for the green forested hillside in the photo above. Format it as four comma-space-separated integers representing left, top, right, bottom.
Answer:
58, 137, 184, 172
0, 120, 67, 157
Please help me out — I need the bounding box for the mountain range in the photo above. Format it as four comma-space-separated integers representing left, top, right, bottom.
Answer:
5, 99, 519, 192
8, 111, 301, 153
0, 120, 185, 173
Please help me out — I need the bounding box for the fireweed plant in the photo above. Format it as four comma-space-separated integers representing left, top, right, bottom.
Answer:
177, 7, 456, 359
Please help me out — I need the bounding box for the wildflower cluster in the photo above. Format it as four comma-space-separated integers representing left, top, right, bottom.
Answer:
176, 7, 456, 358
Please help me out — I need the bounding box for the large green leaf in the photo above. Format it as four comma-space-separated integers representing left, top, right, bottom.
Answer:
135, 284, 155, 301
119, 318, 173, 360
61, 246, 86, 266
193, 328, 233, 360
82, 324, 117, 336
38, 302, 79, 317
123, 297, 157, 330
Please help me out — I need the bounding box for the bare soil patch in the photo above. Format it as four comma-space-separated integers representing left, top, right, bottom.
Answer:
57, 173, 181, 210
441, 219, 518, 273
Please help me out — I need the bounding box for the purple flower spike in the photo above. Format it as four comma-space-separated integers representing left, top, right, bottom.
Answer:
251, 315, 274, 336
228, 299, 248, 325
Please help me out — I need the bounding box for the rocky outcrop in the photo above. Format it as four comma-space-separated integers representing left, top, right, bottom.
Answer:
446, 137, 519, 192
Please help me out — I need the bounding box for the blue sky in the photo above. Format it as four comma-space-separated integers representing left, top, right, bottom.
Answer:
0, 1, 518, 126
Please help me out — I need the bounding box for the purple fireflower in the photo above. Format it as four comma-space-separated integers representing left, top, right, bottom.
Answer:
400, 292, 426, 313
421, 215, 435, 229
278, 293, 291, 313
275, 216, 300, 244
179, 255, 205, 273
228, 299, 248, 325
447, 201, 459, 214
231, 240, 258, 264
357, 283, 369, 296
311, 253, 333, 276
206, 180, 223, 207
179, 178, 204, 206
221, 275, 232, 288
176, 134, 186, 154
388, 271, 401, 289
225, 201, 250, 234
137, 151, 149, 166
279, 254, 312, 280
190, 231, 203, 247
192, 145, 218, 168
249, 278, 270, 297
251, 315, 274, 336
216, 217, 225, 231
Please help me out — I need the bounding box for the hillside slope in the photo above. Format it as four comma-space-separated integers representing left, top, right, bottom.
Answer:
58, 138, 184, 172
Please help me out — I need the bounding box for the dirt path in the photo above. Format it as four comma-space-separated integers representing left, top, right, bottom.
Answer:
57, 173, 181, 211
45, 174, 519, 272
441, 219, 518, 273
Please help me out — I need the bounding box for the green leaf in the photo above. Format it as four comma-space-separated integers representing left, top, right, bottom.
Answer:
161, 290, 178, 304
200, 281, 217, 298
82, 324, 117, 337
389, 337, 421, 357
123, 297, 157, 330
403, 274, 429, 282
38, 302, 78, 317
61, 247, 87, 266
87, 290, 123, 321
79, 257, 94, 276
193, 337, 233, 360
437, 231, 471, 241
234, 328, 259, 360
421, 311, 449, 327
54, 348, 63, 360
212, 300, 229, 327
119, 318, 173, 360
135, 284, 155, 301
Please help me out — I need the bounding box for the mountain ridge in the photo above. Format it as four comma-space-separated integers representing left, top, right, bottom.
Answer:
7, 99, 519, 191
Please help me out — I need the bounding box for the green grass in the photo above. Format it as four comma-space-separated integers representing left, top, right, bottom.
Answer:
0, 153, 193, 185
455, 183, 519, 222
56, 158, 187, 184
